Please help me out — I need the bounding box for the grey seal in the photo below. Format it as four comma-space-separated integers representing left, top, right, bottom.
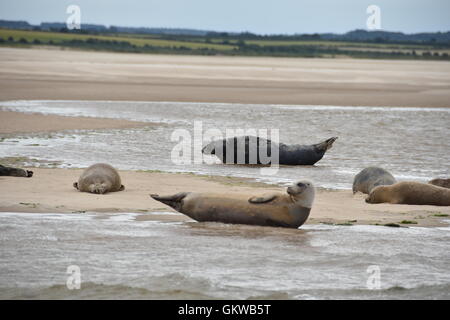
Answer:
353, 167, 396, 194
366, 181, 450, 206
73, 163, 124, 194
150, 180, 315, 228
0, 164, 33, 177
202, 136, 337, 165
429, 178, 450, 189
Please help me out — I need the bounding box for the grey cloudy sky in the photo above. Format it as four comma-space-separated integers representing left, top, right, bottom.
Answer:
0, 0, 449, 34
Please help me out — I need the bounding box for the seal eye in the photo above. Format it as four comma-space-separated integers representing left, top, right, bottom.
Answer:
297, 182, 305, 187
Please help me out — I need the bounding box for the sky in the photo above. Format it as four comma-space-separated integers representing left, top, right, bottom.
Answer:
0, 0, 449, 34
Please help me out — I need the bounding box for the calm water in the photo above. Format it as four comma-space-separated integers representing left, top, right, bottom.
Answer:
0, 212, 449, 300
0, 100, 449, 189
0, 100, 449, 300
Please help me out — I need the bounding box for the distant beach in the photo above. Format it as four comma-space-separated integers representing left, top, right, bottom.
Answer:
1, 47, 450, 107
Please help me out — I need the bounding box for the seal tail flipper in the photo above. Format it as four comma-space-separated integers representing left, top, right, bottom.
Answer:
201, 143, 216, 155
314, 137, 338, 152
150, 192, 189, 211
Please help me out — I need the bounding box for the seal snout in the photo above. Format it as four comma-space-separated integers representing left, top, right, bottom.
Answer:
287, 186, 294, 195
287, 185, 303, 195
90, 183, 107, 194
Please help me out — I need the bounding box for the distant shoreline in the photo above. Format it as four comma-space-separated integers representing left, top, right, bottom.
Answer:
1, 47, 449, 108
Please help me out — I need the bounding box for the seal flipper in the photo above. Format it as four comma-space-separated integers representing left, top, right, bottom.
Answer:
314, 137, 338, 152
248, 194, 277, 204
119, 185, 125, 191
150, 192, 189, 212
73, 182, 79, 190
201, 143, 216, 155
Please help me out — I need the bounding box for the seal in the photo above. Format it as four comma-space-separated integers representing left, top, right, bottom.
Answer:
352, 167, 396, 194
366, 181, 450, 206
150, 180, 315, 228
0, 164, 33, 177
73, 163, 124, 194
429, 178, 450, 189
202, 136, 337, 165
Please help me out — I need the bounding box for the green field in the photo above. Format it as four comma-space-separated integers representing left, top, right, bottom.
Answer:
245, 39, 440, 50
0, 28, 236, 50
0, 27, 448, 60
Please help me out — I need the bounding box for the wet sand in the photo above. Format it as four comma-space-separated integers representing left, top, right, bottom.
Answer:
1, 47, 450, 107
0, 111, 149, 134
1, 167, 449, 227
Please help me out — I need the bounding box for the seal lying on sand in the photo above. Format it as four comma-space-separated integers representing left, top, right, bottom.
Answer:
150, 180, 315, 228
429, 178, 450, 189
353, 167, 396, 194
366, 181, 450, 206
0, 164, 33, 177
73, 163, 124, 194
202, 136, 337, 165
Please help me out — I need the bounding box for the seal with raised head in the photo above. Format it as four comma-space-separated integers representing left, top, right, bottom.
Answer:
0, 164, 33, 177
366, 181, 450, 206
150, 180, 315, 228
202, 136, 337, 165
429, 178, 450, 189
353, 167, 396, 194
73, 163, 124, 194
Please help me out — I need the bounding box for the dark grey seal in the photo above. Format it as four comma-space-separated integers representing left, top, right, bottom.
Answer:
353, 167, 396, 194
0, 164, 33, 177
202, 136, 337, 165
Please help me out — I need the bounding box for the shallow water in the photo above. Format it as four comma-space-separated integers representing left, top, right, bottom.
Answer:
1, 100, 449, 189
1, 101, 449, 300
0, 212, 449, 300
